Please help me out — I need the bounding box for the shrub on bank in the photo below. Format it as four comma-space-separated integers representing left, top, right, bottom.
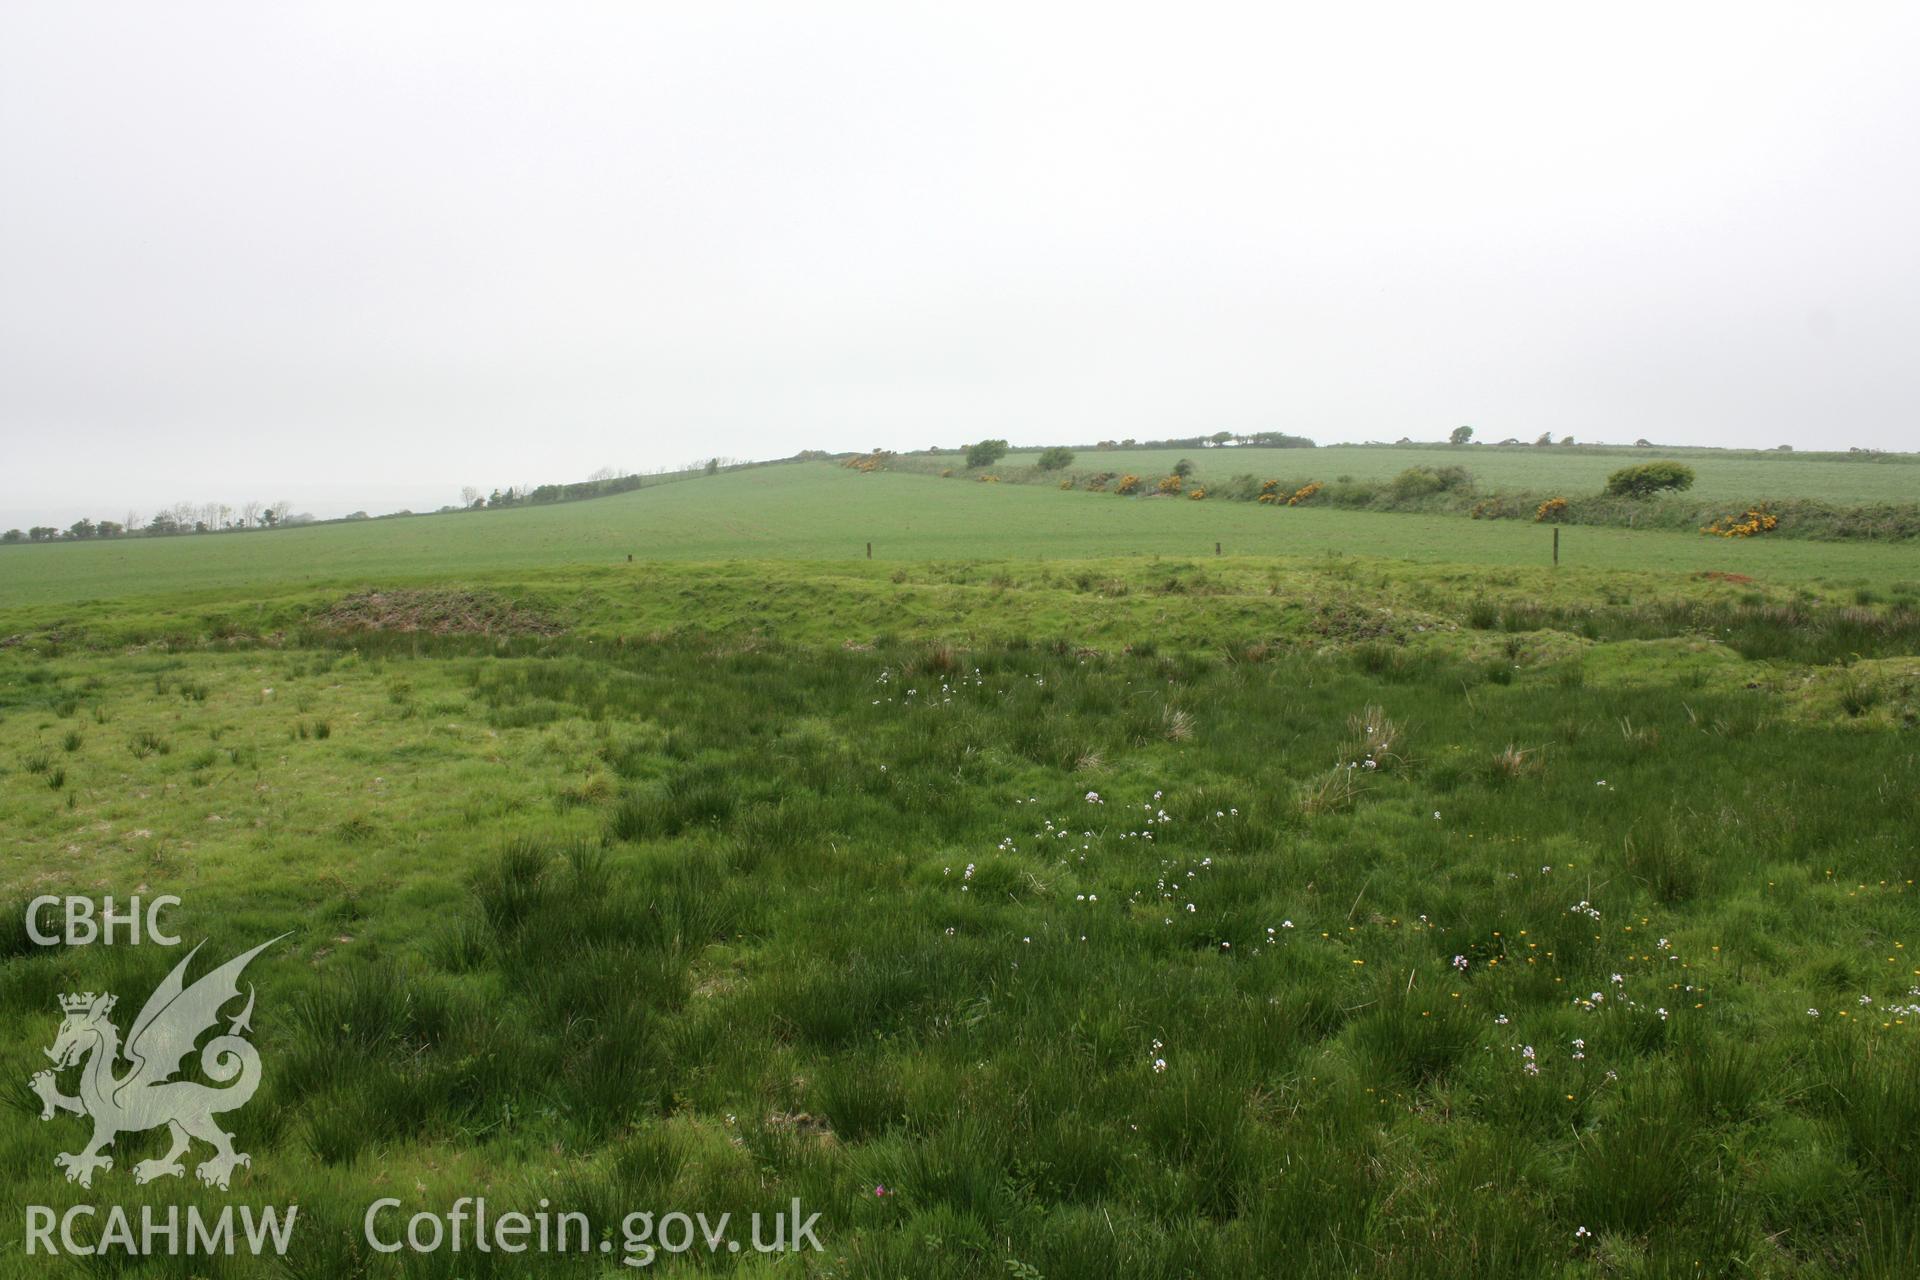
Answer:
1606, 461, 1696, 498
1388, 466, 1473, 500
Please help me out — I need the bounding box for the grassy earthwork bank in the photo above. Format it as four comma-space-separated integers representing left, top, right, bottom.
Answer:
882, 446, 1920, 543
938, 444, 1920, 508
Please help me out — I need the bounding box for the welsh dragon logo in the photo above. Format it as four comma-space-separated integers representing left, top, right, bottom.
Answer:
28, 936, 283, 1190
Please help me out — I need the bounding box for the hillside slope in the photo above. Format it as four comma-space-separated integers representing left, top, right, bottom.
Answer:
2, 462, 1915, 609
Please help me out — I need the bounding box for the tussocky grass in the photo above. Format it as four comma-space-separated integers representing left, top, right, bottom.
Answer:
0, 582, 1916, 1276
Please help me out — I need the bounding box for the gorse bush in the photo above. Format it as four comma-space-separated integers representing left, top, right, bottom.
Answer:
1701, 505, 1779, 537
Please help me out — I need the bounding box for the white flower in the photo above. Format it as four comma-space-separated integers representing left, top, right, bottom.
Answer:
1808, 1008, 1820, 1017
1152, 1058, 1167, 1073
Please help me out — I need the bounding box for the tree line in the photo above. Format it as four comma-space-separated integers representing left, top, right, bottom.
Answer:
4, 500, 301, 544
2, 460, 747, 547
456, 467, 649, 511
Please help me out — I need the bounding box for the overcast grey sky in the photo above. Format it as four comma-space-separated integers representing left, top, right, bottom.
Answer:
3, 4, 1917, 527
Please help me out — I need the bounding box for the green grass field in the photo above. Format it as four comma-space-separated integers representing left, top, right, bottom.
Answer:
970, 444, 1920, 505
3, 463, 1918, 614
3, 466, 1918, 1277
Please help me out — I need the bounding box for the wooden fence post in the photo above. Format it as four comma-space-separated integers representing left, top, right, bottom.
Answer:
1553, 526, 1560, 566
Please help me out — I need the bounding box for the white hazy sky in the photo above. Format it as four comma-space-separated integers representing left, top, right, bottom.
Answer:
3, 3, 1918, 528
